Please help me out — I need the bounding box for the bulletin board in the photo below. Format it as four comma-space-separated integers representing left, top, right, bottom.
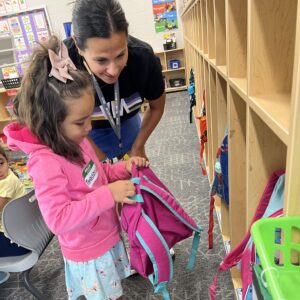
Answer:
0, 6, 52, 75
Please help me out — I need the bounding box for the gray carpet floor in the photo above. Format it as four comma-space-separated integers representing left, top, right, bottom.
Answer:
0, 91, 234, 300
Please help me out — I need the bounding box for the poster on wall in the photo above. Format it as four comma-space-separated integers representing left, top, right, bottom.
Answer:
0, 7, 51, 76
4, 0, 13, 13
0, 1, 6, 14
152, 0, 178, 33
11, 0, 20, 11
18, 0, 26, 10
0, 19, 9, 33
0, 0, 26, 14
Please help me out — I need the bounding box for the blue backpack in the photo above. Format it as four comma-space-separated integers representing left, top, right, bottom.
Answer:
208, 133, 229, 248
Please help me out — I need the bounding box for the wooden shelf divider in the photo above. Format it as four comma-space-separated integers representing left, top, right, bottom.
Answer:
181, 0, 300, 296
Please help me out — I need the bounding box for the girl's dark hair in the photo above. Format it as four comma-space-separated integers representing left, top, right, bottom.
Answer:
0, 145, 8, 161
72, 0, 129, 49
15, 35, 93, 165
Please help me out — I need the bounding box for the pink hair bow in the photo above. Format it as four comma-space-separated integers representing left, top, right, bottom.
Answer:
48, 42, 77, 83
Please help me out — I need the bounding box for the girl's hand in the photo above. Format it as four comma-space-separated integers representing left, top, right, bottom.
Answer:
126, 156, 149, 174
108, 180, 137, 204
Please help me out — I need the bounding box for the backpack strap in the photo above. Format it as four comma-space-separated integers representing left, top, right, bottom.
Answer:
208, 195, 215, 249
198, 90, 207, 176
187, 228, 202, 270
139, 175, 203, 270
136, 210, 172, 300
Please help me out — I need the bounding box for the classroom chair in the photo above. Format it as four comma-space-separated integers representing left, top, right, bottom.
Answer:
0, 190, 54, 300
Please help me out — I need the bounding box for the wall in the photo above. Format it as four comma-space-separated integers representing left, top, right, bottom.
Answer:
119, 0, 183, 51
22, 0, 183, 52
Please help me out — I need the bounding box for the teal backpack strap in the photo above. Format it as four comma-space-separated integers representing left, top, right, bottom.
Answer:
129, 194, 144, 202
130, 177, 143, 202
153, 282, 171, 300
187, 227, 203, 270
135, 210, 173, 298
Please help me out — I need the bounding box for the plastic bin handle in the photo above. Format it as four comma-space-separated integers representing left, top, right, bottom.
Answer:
260, 267, 278, 289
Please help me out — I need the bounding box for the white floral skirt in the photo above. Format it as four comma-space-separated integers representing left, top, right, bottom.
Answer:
64, 240, 130, 300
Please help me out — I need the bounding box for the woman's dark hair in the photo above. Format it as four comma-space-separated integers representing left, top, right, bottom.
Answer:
72, 0, 129, 49
15, 35, 93, 165
0, 145, 8, 161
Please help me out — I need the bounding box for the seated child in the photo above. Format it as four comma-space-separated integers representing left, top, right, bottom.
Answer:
0, 145, 29, 284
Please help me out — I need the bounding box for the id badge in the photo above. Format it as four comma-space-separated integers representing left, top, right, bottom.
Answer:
82, 160, 98, 187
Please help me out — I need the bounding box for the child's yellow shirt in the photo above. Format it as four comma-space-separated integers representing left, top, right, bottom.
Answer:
0, 169, 26, 232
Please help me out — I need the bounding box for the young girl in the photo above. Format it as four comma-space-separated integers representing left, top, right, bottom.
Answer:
4, 36, 148, 300
0, 145, 28, 284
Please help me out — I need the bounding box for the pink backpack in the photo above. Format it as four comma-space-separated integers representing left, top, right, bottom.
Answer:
210, 170, 285, 300
121, 166, 203, 300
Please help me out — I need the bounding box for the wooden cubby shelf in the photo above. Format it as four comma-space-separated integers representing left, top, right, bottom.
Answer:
215, 0, 226, 76
247, 109, 287, 225
228, 88, 247, 247
181, 0, 300, 297
248, 0, 298, 145
155, 48, 187, 93
206, 0, 215, 61
227, 0, 247, 97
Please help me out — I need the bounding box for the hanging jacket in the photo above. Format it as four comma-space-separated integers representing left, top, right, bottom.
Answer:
4, 122, 130, 262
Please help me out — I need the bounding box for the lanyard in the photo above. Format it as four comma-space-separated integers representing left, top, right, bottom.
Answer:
83, 60, 122, 148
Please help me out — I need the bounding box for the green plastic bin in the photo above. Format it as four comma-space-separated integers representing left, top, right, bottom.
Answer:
251, 216, 300, 300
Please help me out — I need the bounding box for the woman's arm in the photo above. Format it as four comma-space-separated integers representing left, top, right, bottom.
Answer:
130, 92, 166, 159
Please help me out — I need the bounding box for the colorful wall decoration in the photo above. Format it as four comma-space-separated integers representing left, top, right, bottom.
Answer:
152, 0, 178, 33
0, 6, 51, 76
0, 0, 27, 15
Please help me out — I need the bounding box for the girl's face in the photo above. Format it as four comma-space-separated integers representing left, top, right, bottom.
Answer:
77, 32, 128, 84
61, 88, 95, 144
0, 154, 9, 180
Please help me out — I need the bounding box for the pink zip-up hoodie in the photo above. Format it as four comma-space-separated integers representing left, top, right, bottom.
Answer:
4, 122, 131, 262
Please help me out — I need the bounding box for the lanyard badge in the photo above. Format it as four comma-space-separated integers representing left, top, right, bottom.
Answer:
84, 61, 123, 148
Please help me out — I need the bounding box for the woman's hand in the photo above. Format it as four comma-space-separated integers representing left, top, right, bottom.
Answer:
125, 156, 149, 174
108, 180, 137, 204
129, 145, 149, 161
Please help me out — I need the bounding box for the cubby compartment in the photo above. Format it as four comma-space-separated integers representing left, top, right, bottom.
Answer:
196, 1, 203, 51
209, 66, 218, 170
156, 52, 166, 71
216, 73, 227, 145
194, 53, 203, 116
227, 0, 247, 95
228, 87, 247, 247
201, 0, 208, 55
214, 0, 226, 77
216, 73, 230, 250
206, 0, 215, 61
191, 5, 198, 45
247, 109, 287, 226
248, 0, 298, 145
203, 60, 212, 181
192, 2, 200, 50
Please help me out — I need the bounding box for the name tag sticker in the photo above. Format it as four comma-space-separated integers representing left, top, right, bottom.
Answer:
82, 160, 98, 188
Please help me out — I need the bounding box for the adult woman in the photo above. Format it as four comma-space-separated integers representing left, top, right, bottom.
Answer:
65, 0, 166, 161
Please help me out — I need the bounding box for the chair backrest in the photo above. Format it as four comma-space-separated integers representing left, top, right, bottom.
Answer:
2, 190, 53, 255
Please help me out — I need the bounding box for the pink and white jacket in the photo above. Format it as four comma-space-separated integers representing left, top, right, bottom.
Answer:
4, 122, 130, 262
